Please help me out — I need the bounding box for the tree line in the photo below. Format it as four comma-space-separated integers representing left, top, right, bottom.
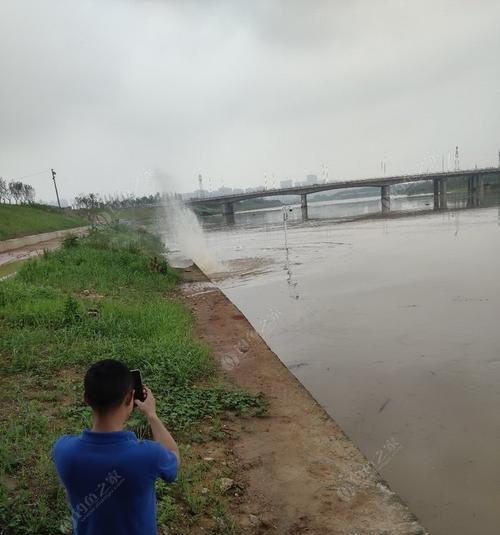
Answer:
73, 192, 169, 210
0, 177, 35, 204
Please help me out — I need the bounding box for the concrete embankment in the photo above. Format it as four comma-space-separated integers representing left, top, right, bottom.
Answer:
0, 226, 89, 254
0, 227, 89, 276
181, 264, 428, 535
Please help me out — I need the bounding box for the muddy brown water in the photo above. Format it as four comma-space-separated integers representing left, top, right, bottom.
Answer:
163, 195, 500, 535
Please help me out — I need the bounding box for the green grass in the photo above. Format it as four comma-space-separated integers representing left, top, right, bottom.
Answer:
0, 260, 25, 279
0, 224, 266, 534
17, 229, 178, 297
0, 204, 87, 240
113, 206, 162, 224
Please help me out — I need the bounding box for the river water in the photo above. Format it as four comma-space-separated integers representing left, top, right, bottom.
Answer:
164, 195, 500, 535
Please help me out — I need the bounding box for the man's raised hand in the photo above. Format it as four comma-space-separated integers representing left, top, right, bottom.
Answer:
135, 386, 156, 419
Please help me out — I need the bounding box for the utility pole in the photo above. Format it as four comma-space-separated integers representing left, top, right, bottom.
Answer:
51, 168, 61, 208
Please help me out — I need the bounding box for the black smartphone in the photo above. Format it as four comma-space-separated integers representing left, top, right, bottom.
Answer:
130, 369, 146, 402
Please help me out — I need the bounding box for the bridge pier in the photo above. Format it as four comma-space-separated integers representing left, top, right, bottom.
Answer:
467, 175, 483, 207
467, 176, 474, 207
222, 201, 235, 224
439, 178, 448, 209
478, 176, 484, 206
381, 185, 391, 214
440, 178, 448, 209
300, 193, 308, 219
433, 179, 440, 210
433, 178, 448, 210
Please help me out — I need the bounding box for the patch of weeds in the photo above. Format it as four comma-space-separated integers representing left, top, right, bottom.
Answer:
156, 490, 182, 534
63, 294, 83, 324
62, 234, 79, 249
209, 499, 240, 535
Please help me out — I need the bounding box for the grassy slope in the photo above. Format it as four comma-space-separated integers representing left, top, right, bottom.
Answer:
0, 224, 266, 535
0, 204, 87, 241
113, 206, 162, 224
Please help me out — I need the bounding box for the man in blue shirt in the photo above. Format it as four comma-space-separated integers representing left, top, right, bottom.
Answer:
53, 359, 180, 535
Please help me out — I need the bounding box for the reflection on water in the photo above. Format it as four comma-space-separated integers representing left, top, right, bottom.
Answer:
191, 197, 500, 535
200, 192, 479, 232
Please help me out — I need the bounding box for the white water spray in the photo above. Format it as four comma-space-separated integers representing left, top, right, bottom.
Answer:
161, 196, 223, 274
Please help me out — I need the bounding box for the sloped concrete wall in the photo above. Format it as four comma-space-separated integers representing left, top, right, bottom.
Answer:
0, 226, 89, 253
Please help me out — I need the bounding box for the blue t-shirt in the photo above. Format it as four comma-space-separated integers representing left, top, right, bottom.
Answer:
53, 430, 178, 535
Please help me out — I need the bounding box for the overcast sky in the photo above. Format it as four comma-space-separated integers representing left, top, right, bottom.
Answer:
1, 0, 499, 202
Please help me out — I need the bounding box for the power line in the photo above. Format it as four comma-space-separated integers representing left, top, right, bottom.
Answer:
10, 169, 51, 181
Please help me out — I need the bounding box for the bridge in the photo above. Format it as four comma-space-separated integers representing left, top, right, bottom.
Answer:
187, 167, 499, 221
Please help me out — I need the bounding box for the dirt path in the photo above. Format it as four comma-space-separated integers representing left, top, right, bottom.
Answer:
0, 237, 61, 267
0, 227, 88, 269
180, 265, 428, 535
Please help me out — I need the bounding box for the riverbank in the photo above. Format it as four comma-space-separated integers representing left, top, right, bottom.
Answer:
0, 224, 266, 534
180, 265, 427, 534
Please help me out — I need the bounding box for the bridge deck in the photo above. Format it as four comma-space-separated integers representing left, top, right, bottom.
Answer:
188, 167, 499, 205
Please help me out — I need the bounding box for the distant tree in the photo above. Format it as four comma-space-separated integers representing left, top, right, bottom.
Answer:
21, 184, 35, 204
0, 177, 8, 203
74, 193, 102, 210
8, 181, 24, 204
88, 193, 100, 208
0, 179, 35, 204
73, 190, 163, 210
73, 195, 86, 209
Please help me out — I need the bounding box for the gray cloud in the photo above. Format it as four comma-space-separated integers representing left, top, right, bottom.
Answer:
0, 0, 499, 201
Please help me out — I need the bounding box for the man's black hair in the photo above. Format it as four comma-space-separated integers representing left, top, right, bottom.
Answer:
84, 359, 133, 413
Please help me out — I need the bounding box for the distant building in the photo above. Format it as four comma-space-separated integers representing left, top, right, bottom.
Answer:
186, 189, 209, 199
306, 174, 319, 185
216, 186, 233, 195
232, 188, 244, 194
280, 179, 293, 188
